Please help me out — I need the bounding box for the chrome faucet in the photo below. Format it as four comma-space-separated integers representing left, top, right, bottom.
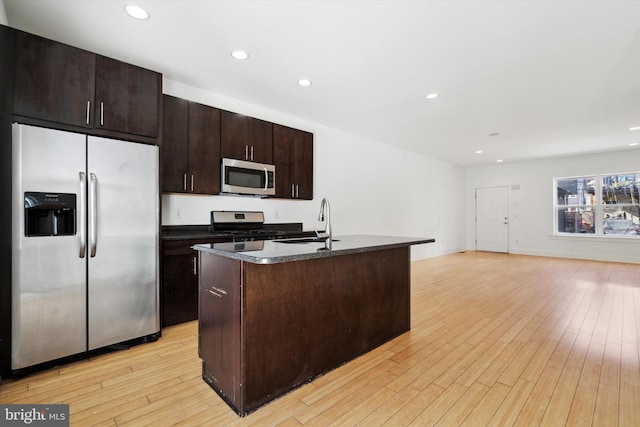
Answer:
316, 197, 332, 243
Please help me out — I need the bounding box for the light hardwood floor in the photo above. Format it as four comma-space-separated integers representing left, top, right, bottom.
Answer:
1, 252, 639, 426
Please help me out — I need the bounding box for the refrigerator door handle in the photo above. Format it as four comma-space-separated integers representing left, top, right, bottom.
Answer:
79, 172, 87, 258
89, 172, 98, 257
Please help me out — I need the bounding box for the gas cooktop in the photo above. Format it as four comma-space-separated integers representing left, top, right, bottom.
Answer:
210, 211, 291, 241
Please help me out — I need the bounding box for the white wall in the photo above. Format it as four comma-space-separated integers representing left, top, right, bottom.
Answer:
466, 149, 640, 263
162, 79, 466, 260
0, 0, 8, 25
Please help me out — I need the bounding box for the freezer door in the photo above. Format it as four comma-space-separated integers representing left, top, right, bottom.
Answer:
11, 124, 87, 370
87, 136, 159, 350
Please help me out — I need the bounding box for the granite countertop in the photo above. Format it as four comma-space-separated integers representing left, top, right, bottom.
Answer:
162, 225, 231, 241
162, 224, 312, 241
192, 235, 435, 264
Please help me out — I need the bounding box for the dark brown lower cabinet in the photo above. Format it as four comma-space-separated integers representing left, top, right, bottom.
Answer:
161, 239, 226, 327
198, 247, 410, 416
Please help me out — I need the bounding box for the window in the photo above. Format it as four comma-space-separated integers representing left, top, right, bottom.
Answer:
554, 173, 640, 237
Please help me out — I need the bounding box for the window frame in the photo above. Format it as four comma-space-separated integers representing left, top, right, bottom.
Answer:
553, 172, 640, 239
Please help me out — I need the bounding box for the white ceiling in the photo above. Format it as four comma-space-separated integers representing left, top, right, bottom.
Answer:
4, 0, 640, 167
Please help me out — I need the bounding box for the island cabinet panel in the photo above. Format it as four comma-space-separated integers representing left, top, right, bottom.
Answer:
199, 253, 242, 408
161, 95, 221, 194
198, 246, 410, 416
272, 124, 313, 199
220, 110, 273, 163
13, 30, 161, 143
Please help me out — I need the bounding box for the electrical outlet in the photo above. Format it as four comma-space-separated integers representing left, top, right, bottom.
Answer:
275, 209, 280, 219
176, 208, 182, 219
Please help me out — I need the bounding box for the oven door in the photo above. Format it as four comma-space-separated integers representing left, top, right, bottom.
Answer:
221, 158, 275, 196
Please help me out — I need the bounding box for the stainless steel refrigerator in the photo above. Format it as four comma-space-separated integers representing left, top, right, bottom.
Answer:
11, 123, 160, 370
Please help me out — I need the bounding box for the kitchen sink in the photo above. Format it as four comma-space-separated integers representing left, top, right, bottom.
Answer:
274, 237, 340, 244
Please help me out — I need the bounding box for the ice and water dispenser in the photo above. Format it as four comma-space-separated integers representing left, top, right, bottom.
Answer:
24, 192, 76, 236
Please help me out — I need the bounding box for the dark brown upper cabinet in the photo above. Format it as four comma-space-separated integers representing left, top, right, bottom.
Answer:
162, 95, 221, 195
13, 31, 161, 143
221, 110, 273, 164
94, 56, 160, 139
13, 31, 96, 129
273, 124, 313, 200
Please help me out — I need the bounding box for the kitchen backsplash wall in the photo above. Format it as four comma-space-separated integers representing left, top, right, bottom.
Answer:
162, 78, 467, 261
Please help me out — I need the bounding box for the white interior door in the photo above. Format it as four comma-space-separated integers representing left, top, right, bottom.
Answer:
476, 186, 509, 253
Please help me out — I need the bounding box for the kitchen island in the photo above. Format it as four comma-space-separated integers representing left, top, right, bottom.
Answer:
193, 235, 434, 416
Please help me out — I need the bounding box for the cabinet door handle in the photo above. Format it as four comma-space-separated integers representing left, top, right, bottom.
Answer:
250, 146, 254, 161
183, 174, 187, 191
191, 175, 194, 192
296, 185, 299, 198
291, 184, 295, 198
100, 102, 104, 126
209, 286, 227, 296
86, 101, 91, 125
193, 256, 197, 275
245, 145, 249, 160
208, 289, 222, 298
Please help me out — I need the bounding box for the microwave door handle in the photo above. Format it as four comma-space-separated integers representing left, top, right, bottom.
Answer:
79, 172, 86, 258
263, 168, 268, 192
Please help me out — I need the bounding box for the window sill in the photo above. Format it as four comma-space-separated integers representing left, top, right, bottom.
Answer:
551, 233, 640, 243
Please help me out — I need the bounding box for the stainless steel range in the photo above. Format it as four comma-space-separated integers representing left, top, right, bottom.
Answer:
210, 211, 287, 241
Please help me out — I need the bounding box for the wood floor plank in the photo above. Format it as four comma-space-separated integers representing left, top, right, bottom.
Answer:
382, 383, 444, 426
496, 340, 541, 387
434, 381, 488, 426
1, 252, 638, 426
408, 382, 467, 426
487, 378, 534, 427
355, 385, 421, 426
460, 381, 511, 426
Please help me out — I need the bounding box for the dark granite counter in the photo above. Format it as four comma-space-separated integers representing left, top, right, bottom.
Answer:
192, 235, 435, 264
162, 225, 230, 241
162, 223, 312, 241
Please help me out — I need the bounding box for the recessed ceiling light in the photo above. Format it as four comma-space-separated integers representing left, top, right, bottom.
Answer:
496, 159, 504, 163
231, 50, 249, 60
475, 150, 484, 154
629, 142, 639, 146
425, 93, 439, 99
298, 79, 312, 87
629, 126, 640, 131
125, 5, 149, 20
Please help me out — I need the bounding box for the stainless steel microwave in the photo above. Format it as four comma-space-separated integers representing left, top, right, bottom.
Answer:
221, 158, 275, 196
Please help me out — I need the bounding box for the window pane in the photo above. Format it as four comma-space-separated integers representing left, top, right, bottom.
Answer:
557, 207, 595, 234
603, 205, 640, 235
556, 177, 596, 206
602, 173, 640, 205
